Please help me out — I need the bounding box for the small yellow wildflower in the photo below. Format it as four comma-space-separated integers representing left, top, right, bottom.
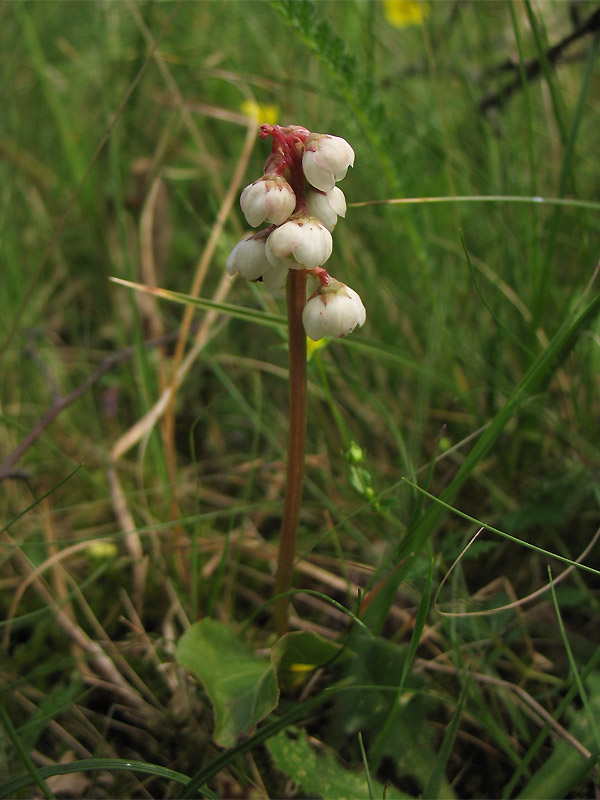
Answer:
383, 0, 429, 28
87, 541, 118, 559
240, 100, 279, 126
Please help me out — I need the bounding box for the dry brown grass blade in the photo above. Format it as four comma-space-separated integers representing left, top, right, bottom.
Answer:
138, 172, 170, 338
109, 119, 256, 462
119, 588, 180, 693
110, 273, 232, 462
135, 147, 174, 506
417, 659, 593, 760
162, 117, 258, 478
40, 493, 77, 623
3, 531, 149, 714
107, 464, 148, 614
13, 690, 93, 760
111, 4, 267, 587
435, 524, 600, 618
2, 534, 115, 650
63, 569, 165, 712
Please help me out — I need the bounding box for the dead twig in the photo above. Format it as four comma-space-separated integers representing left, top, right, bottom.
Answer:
0, 327, 196, 483
479, 7, 600, 113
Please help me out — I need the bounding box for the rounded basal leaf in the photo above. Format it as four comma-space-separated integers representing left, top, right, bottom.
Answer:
272, 631, 344, 694
175, 619, 279, 748
267, 729, 407, 799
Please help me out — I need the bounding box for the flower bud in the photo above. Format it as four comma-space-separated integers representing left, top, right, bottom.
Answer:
240, 175, 296, 227
302, 279, 366, 341
226, 236, 269, 281
305, 186, 346, 232
266, 215, 333, 270
302, 133, 355, 192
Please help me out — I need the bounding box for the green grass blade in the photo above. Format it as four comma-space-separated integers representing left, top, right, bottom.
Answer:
502, 647, 600, 800
358, 731, 375, 800
359, 291, 600, 627
396, 291, 600, 562
350, 195, 600, 212
370, 554, 434, 768
0, 704, 55, 799
422, 683, 468, 799
461, 230, 533, 358
502, 645, 600, 796
548, 567, 600, 752
177, 692, 330, 798
16, 5, 88, 192
0, 758, 198, 799
522, 0, 566, 143
109, 277, 287, 329
1, 465, 82, 536
402, 481, 600, 578
532, 28, 600, 324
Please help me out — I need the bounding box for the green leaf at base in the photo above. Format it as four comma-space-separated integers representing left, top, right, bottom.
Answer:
175, 619, 279, 748
267, 727, 410, 799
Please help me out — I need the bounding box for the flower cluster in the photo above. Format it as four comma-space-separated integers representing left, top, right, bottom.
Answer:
227, 124, 366, 341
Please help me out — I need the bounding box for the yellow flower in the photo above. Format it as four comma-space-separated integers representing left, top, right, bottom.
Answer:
240, 100, 279, 126
306, 336, 329, 361
383, 0, 429, 28
87, 541, 118, 559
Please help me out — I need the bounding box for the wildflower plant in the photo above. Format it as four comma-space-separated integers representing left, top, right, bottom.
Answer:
227, 124, 365, 634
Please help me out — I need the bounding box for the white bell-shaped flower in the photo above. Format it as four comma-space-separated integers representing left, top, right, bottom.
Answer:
240, 174, 297, 227
226, 236, 269, 281
262, 262, 289, 291
302, 133, 355, 192
305, 186, 347, 232
302, 279, 366, 341
266, 215, 333, 270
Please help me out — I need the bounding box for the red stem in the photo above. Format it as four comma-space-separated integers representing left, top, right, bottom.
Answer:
274, 268, 307, 636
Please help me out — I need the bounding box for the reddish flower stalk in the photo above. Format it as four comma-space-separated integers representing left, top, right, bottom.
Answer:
274, 268, 308, 636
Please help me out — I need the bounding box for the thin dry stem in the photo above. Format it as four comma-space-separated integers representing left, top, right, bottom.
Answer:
435, 524, 600, 618
110, 273, 231, 460
107, 465, 148, 614
416, 659, 593, 760
162, 119, 258, 478
3, 532, 150, 713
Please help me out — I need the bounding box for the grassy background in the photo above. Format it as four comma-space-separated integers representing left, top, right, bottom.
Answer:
2, 1, 600, 797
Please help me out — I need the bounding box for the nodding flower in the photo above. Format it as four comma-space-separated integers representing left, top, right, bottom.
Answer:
227, 124, 364, 341
265, 215, 333, 271
226, 236, 269, 281
302, 278, 366, 341
305, 186, 346, 232
302, 133, 355, 192
240, 175, 296, 227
